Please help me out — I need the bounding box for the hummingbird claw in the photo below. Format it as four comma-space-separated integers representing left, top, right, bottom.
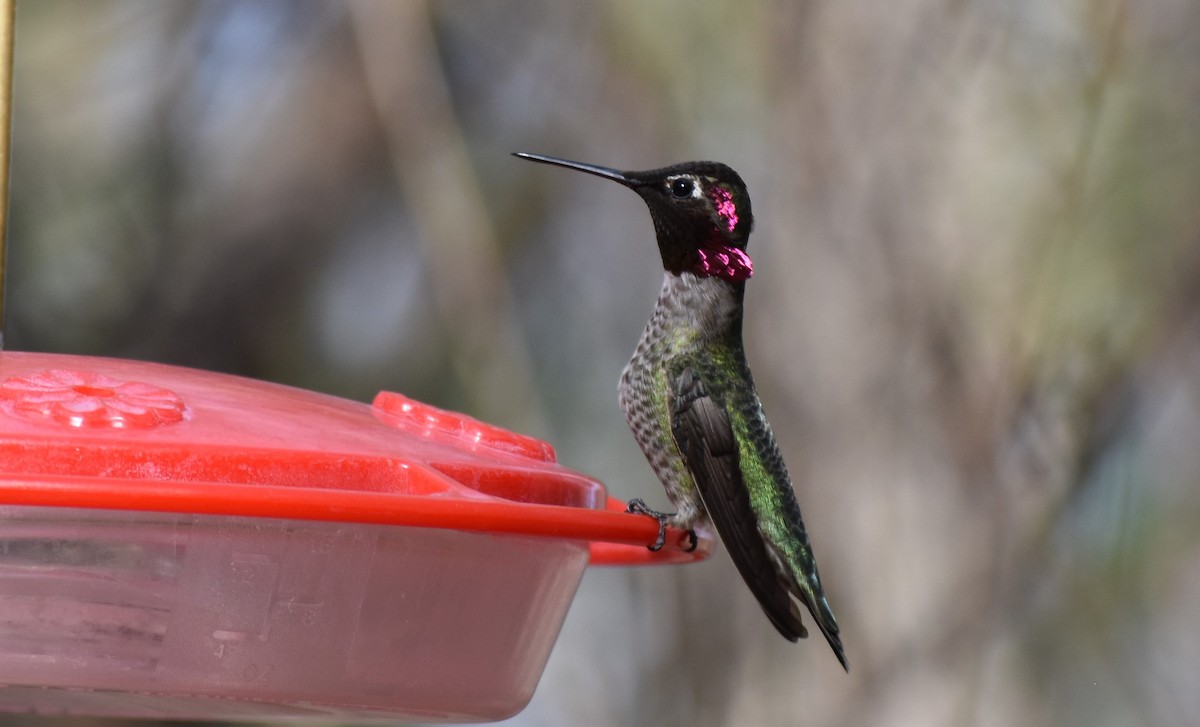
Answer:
625, 498, 670, 551
684, 529, 698, 552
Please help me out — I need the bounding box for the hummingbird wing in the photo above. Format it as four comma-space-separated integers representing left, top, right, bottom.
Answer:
668, 361, 848, 670
668, 365, 809, 640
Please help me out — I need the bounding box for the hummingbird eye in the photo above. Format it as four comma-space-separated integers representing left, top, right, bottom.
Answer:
670, 177, 695, 199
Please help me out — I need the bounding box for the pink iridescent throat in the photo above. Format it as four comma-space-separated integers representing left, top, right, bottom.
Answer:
691, 185, 752, 282
693, 246, 753, 282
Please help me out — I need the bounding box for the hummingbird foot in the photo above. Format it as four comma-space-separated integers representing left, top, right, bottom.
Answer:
626, 498, 696, 552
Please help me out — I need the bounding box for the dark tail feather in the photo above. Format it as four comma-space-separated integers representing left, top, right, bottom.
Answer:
811, 601, 849, 672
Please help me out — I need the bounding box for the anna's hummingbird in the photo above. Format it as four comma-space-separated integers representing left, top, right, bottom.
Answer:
515, 152, 847, 670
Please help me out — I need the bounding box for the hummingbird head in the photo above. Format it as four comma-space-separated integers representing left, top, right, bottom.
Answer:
514, 153, 755, 283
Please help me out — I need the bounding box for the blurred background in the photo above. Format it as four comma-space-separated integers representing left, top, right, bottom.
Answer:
5, 1, 1200, 726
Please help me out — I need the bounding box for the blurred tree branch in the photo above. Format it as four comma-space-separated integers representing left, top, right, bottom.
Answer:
349, 0, 549, 434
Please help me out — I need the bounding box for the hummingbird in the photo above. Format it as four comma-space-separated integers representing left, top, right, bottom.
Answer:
514, 152, 847, 670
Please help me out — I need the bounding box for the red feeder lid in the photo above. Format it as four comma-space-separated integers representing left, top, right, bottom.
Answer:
0, 351, 710, 563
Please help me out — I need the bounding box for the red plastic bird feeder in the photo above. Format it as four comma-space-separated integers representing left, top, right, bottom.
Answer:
0, 351, 712, 721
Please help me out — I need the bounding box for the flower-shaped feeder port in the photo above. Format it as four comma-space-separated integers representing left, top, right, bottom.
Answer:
0, 367, 188, 428
0, 351, 711, 723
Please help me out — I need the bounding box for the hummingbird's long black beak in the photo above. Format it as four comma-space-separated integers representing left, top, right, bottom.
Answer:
512, 152, 638, 188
